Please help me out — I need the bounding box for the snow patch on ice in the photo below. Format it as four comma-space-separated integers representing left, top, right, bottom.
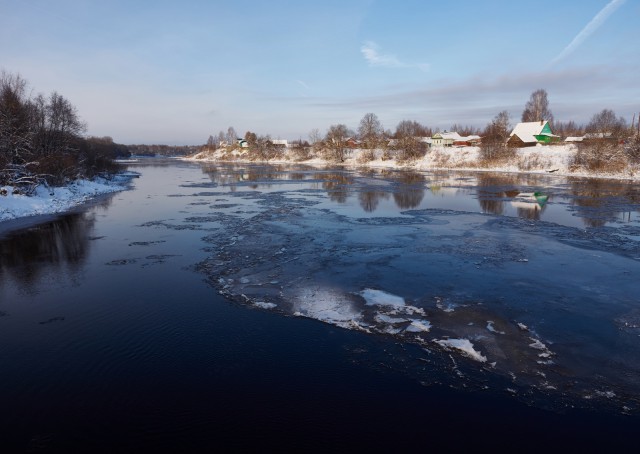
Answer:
435, 297, 456, 312
375, 313, 408, 324
253, 301, 277, 309
528, 338, 548, 350
405, 320, 432, 333
292, 288, 363, 329
359, 288, 405, 308
486, 321, 505, 334
434, 338, 487, 363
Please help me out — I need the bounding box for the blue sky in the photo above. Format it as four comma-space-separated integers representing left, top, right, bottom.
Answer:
1, 0, 638, 144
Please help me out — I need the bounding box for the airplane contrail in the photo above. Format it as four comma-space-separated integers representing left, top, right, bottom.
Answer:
551, 0, 626, 64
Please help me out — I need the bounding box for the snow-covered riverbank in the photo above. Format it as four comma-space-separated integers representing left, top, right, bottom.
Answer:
189, 144, 640, 181
0, 173, 137, 223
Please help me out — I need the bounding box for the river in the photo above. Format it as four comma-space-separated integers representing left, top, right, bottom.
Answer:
1, 158, 639, 451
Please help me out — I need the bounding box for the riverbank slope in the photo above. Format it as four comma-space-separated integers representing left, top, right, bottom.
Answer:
188, 144, 640, 181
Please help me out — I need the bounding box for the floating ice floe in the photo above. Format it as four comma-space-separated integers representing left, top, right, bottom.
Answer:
434, 338, 487, 363
528, 338, 548, 350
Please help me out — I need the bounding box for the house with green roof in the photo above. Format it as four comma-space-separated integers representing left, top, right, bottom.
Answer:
507, 120, 559, 147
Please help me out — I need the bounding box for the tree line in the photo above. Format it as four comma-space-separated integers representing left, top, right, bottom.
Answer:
205, 88, 638, 167
0, 71, 128, 193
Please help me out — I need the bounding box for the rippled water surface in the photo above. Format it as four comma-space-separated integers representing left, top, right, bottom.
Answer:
1, 159, 639, 451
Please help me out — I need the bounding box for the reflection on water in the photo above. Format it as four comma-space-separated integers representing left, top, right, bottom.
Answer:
318, 172, 353, 203
569, 178, 640, 227
197, 163, 640, 228
358, 190, 389, 212
0, 212, 96, 292
391, 172, 426, 209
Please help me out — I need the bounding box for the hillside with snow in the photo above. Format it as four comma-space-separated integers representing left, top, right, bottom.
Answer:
189, 144, 640, 181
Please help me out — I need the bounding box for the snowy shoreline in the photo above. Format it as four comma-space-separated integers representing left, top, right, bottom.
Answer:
0, 172, 137, 228
187, 144, 640, 182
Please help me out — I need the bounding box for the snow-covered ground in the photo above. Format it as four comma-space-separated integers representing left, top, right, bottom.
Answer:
188, 144, 640, 181
1, 173, 136, 223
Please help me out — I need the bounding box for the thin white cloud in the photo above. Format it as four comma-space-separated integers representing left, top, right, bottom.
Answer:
551, 0, 626, 64
361, 41, 429, 72
296, 79, 310, 90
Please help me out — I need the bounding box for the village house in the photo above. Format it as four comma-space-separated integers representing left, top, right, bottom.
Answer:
345, 137, 361, 149
431, 131, 481, 147
271, 139, 289, 148
507, 120, 559, 147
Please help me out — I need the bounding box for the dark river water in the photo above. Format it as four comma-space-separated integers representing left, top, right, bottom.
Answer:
1, 159, 639, 451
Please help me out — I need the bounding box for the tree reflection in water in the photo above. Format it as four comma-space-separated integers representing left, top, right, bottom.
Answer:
476, 174, 520, 216
358, 190, 389, 212
318, 172, 353, 203
197, 164, 640, 226
391, 172, 426, 209
0, 213, 95, 292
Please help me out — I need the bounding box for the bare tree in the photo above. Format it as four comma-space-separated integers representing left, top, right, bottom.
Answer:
216, 130, 226, 147
521, 89, 554, 123
206, 135, 215, 150
585, 109, 627, 138
324, 124, 349, 162
309, 128, 321, 145
393, 120, 427, 161
480, 110, 514, 164
553, 120, 584, 138
226, 126, 237, 148
244, 131, 257, 146
1, 71, 116, 188
449, 124, 479, 136
357, 113, 383, 149
0, 71, 32, 165
249, 135, 277, 161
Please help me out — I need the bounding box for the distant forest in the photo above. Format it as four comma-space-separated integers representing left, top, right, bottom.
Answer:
127, 144, 200, 157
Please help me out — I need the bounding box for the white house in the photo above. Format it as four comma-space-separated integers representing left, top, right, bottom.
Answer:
431, 131, 481, 147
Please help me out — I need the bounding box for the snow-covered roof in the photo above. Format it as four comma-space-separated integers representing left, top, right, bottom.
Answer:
510, 121, 550, 143
584, 132, 613, 139
433, 132, 480, 142
457, 134, 481, 142
434, 131, 463, 141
